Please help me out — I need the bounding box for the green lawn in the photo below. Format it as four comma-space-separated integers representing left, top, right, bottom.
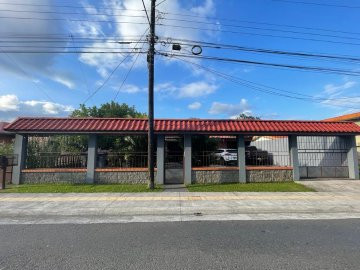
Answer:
0, 184, 163, 193
186, 182, 315, 192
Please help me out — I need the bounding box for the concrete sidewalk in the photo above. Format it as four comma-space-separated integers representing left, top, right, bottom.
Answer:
1, 190, 360, 224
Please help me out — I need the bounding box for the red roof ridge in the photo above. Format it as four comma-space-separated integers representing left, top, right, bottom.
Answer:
10, 116, 356, 124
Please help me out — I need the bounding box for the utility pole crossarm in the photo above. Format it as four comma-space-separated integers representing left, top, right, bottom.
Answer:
147, 0, 156, 189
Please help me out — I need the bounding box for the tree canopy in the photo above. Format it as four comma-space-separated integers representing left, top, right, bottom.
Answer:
236, 113, 260, 120
71, 102, 146, 118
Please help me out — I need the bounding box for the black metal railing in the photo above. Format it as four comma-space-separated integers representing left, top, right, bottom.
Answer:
26, 153, 87, 169
192, 151, 237, 167
97, 152, 149, 168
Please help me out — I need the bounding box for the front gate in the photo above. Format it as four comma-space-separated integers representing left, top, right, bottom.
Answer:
164, 136, 184, 184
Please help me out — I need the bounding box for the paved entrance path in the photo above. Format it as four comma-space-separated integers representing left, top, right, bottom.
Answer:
298, 180, 360, 192
1, 181, 360, 224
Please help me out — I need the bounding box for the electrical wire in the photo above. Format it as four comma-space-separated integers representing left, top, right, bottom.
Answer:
160, 54, 360, 109
141, 0, 151, 26
70, 33, 91, 95
157, 24, 360, 47
161, 17, 360, 42
161, 37, 360, 63
157, 51, 360, 77
113, 43, 146, 101
0, 48, 55, 102
272, 0, 360, 9
81, 28, 149, 104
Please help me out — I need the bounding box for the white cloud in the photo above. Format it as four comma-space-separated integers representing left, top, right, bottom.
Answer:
156, 81, 217, 98
121, 84, 142, 94
76, 0, 217, 77
0, 0, 76, 89
23, 100, 73, 115
324, 81, 356, 94
188, 102, 202, 110
0, 95, 19, 111
179, 81, 217, 98
208, 99, 251, 118
0, 94, 73, 121
319, 80, 360, 109
51, 74, 76, 89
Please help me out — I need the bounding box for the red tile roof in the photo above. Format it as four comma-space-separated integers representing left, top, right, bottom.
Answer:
4, 117, 360, 134
323, 111, 360, 122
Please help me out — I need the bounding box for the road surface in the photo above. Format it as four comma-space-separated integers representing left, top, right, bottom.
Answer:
1, 219, 359, 269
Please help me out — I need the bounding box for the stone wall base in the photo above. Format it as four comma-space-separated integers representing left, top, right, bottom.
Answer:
21, 172, 87, 184
246, 170, 293, 183
191, 169, 293, 184
95, 171, 153, 184
20, 171, 155, 184
192, 170, 238, 184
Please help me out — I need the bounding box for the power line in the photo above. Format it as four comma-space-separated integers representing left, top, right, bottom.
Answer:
0, 8, 147, 18
156, 24, 360, 47
157, 51, 360, 77
0, 51, 147, 54
157, 9, 360, 36
171, 54, 360, 102
162, 54, 359, 109
0, 2, 144, 13
141, 0, 151, 26
70, 33, 91, 95
156, 0, 167, 7
0, 48, 55, 102
0, 16, 149, 25
113, 45, 145, 100
161, 17, 360, 42
3, 15, 360, 46
272, 0, 360, 9
81, 29, 149, 104
162, 37, 360, 63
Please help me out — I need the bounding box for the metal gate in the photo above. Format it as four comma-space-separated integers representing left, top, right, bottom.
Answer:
164, 136, 184, 184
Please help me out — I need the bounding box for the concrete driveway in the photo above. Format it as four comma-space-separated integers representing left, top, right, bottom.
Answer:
297, 180, 360, 192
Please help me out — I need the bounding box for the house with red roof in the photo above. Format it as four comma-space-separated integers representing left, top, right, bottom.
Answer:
4, 117, 360, 185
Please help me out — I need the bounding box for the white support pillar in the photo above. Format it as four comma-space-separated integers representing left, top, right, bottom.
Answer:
12, 134, 28, 185
86, 134, 97, 184
156, 135, 165, 184
237, 135, 247, 183
289, 135, 300, 181
184, 134, 192, 185
347, 135, 359, 179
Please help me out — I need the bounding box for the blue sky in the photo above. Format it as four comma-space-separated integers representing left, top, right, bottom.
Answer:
0, 0, 359, 121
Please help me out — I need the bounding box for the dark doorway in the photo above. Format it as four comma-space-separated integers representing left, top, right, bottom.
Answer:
164, 136, 184, 184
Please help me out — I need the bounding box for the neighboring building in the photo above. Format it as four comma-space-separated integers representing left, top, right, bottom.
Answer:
324, 112, 360, 161
0, 122, 14, 144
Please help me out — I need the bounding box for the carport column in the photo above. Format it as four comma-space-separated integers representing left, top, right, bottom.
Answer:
184, 134, 192, 185
156, 135, 165, 185
289, 135, 300, 181
237, 135, 246, 183
86, 134, 97, 184
347, 135, 359, 179
12, 134, 28, 185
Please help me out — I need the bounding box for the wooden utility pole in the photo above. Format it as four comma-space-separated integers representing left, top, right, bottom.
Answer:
147, 0, 156, 189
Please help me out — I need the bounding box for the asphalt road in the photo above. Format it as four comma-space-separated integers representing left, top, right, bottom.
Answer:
1, 219, 360, 270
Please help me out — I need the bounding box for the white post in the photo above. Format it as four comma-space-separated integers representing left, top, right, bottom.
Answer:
184, 134, 192, 185
86, 134, 97, 184
289, 135, 300, 181
156, 135, 165, 184
347, 135, 359, 179
237, 135, 247, 183
12, 134, 27, 185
